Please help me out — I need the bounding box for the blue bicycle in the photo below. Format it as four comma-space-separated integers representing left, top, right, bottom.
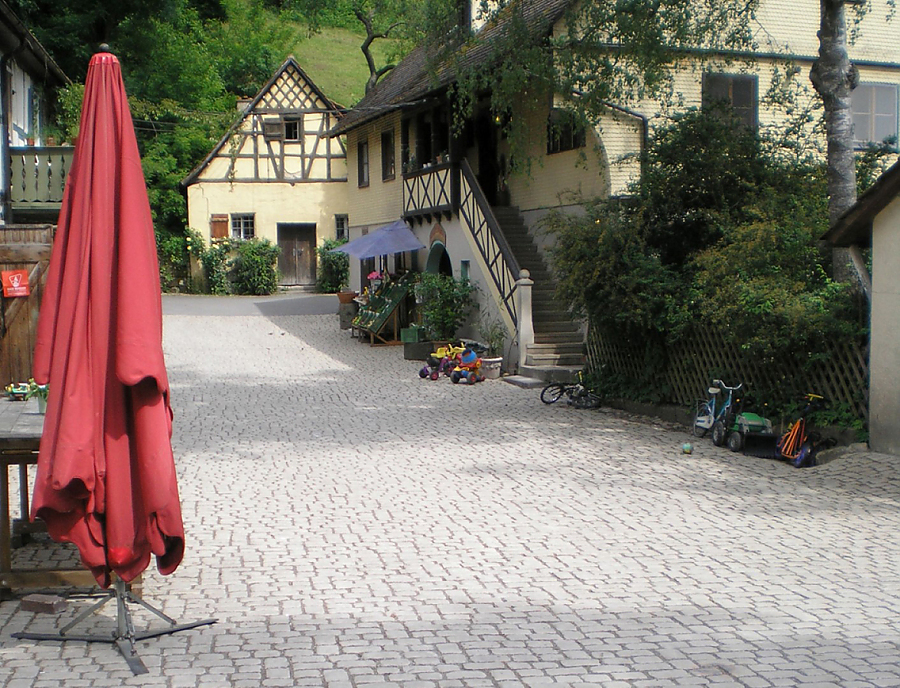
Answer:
692, 379, 743, 446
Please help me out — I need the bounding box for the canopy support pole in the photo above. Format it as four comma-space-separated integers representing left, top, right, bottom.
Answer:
13, 578, 217, 675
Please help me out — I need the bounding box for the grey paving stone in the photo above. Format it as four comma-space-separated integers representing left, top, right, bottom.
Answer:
1, 310, 899, 687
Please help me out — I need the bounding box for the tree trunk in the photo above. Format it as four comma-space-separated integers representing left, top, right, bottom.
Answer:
810, 0, 861, 284
354, 8, 398, 94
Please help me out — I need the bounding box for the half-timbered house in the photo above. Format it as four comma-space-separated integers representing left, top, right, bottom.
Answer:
183, 57, 348, 288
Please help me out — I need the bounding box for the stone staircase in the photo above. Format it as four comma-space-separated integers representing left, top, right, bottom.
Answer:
491, 206, 585, 381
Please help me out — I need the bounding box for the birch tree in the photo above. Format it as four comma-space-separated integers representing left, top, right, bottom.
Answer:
810, 0, 869, 285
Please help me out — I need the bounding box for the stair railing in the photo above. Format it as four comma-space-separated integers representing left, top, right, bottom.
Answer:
457, 159, 521, 329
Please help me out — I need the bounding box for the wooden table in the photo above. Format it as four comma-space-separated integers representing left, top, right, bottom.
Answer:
0, 399, 99, 599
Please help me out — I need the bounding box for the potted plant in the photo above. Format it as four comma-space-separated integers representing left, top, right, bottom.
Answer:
368, 270, 385, 292
478, 318, 507, 379
26, 378, 49, 414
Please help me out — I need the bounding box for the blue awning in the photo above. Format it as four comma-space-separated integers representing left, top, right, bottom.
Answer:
329, 219, 425, 259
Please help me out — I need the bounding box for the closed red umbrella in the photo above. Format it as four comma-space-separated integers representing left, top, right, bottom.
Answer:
30, 48, 184, 588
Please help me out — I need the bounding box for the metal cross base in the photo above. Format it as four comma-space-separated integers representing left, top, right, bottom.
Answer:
12, 578, 217, 675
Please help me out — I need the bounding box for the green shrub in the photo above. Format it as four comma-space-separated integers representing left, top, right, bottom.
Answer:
156, 230, 190, 292
231, 238, 281, 295
200, 237, 235, 295
544, 106, 868, 423
316, 238, 350, 293
414, 273, 477, 341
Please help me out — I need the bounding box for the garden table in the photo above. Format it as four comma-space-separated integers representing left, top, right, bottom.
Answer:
0, 399, 101, 600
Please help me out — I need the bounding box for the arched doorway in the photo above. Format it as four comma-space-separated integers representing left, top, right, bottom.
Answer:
425, 242, 452, 276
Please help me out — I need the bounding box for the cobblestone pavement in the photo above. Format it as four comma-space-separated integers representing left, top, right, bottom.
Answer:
2, 307, 900, 687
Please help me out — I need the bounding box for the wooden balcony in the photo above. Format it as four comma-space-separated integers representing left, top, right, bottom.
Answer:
9, 146, 74, 222
402, 162, 458, 223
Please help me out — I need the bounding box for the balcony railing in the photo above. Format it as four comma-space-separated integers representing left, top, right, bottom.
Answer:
402, 162, 458, 221
401, 158, 520, 329
9, 146, 74, 213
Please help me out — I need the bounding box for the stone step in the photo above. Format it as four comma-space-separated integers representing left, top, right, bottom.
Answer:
533, 323, 581, 335
527, 342, 584, 355
518, 365, 582, 383
526, 352, 586, 367
492, 203, 586, 376
534, 332, 584, 345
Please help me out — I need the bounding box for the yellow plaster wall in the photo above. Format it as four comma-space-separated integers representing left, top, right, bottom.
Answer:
504, 97, 613, 211
187, 181, 349, 246
344, 112, 403, 228
754, 0, 900, 64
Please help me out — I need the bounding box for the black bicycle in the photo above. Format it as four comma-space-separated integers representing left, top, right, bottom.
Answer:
540, 372, 602, 409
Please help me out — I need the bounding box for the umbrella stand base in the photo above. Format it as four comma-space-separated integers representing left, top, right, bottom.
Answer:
13, 578, 217, 675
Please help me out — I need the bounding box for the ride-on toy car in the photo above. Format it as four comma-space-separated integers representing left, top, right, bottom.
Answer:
450, 346, 484, 384
724, 409, 774, 452
418, 342, 465, 380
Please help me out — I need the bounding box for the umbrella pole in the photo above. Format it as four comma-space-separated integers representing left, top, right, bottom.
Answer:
13, 578, 217, 676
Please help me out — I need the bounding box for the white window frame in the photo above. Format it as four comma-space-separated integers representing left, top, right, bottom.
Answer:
335, 214, 349, 242
231, 213, 255, 240
852, 83, 899, 149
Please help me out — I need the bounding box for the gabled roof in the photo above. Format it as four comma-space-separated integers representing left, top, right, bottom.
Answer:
181, 56, 342, 189
329, 0, 572, 137
823, 160, 900, 248
0, 0, 67, 85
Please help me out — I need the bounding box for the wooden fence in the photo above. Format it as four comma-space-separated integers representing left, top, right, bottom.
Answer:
587, 325, 869, 422
0, 225, 54, 385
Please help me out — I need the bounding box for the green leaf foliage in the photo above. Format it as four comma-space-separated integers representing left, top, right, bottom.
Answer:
414, 273, 477, 341
231, 239, 282, 295
316, 239, 350, 293
545, 107, 866, 410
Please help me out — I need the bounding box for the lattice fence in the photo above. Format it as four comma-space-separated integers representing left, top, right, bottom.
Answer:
587, 326, 869, 422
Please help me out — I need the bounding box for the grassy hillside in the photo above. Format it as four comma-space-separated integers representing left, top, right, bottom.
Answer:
291, 27, 397, 107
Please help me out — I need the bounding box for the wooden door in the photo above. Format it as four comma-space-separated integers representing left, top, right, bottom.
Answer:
277, 223, 317, 286
0, 225, 53, 384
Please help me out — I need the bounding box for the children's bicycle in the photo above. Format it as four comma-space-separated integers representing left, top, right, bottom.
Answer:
540, 372, 602, 409
692, 379, 743, 446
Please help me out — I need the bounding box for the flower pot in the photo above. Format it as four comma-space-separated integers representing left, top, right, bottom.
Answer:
481, 356, 503, 379
337, 290, 358, 304
37, 396, 47, 414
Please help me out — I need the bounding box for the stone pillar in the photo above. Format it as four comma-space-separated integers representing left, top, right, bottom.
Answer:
339, 302, 358, 330
515, 269, 534, 371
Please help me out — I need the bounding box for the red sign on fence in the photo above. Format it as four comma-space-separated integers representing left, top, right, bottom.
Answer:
2, 269, 30, 297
